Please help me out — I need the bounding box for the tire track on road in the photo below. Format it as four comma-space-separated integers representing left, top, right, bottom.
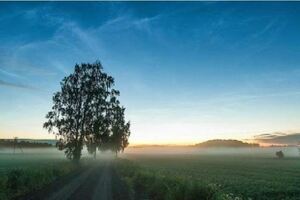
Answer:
21, 160, 130, 200
92, 162, 112, 200
46, 166, 96, 200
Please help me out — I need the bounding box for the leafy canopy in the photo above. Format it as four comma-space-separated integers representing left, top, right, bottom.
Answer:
44, 61, 130, 161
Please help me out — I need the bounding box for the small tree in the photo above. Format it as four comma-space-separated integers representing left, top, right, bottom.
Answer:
110, 105, 130, 157
276, 150, 284, 159
44, 61, 130, 162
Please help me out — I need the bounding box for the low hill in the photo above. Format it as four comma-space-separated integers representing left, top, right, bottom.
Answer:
195, 139, 259, 148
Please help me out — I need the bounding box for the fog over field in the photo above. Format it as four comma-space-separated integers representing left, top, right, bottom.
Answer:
124, 146, 300, 157
1, 145, 300, 199
0, 147, 116, 159
1, 146, 299, 158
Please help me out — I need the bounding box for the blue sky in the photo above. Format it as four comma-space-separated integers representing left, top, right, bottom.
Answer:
1, 2, 300, 144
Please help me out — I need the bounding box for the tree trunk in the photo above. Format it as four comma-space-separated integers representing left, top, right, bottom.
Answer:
72, 141, 82, 163
73, 151, 81, 163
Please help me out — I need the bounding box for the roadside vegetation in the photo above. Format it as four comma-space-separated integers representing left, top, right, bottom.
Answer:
115, 159, 240, 200
0, 160, 78, 200
124, 153, 300, 200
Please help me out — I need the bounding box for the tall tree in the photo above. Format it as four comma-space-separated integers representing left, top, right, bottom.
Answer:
43, 61, 129, 162
109, 104, 130, 157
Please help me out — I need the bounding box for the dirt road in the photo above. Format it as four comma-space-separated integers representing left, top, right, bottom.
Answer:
22, 161, 130, 200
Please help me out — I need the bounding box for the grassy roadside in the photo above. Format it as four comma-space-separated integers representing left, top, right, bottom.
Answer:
0, 162, 78, 200
115, 159, 241, 200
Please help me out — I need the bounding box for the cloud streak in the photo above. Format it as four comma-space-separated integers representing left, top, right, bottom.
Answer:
0, 79, 36, 90
253, 132, 300, 145
0, 68, 23, 79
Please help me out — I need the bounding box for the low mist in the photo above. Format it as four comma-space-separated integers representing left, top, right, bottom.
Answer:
124, 146, 300, 158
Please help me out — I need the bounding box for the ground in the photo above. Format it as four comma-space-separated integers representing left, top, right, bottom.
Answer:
124, 151, 300, 199
1, 147, 300, 200
19, 160, 130, 200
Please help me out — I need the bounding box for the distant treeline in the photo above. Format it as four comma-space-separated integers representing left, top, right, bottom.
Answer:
0, 139, 53, 148
195, 139, 259, 148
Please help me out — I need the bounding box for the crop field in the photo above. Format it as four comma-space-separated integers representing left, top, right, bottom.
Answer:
0, 147, 120, 200
1, 147, 300, 200
0, 148, 77, 199
0, 148, 65, 173
124, 147, 300, 200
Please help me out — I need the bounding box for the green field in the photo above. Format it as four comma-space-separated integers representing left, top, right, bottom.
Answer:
124, 149, 300, 200
1, 147, 300, 200
0, 148, 75, 199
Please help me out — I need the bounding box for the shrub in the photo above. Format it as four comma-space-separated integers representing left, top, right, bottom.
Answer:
276, 151, 284, 159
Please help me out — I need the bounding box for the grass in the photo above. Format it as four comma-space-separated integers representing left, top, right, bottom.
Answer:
0, 148, 77, 199
123, 153, 300, 200
1, 147, 300, 200
115, 159, 239, 200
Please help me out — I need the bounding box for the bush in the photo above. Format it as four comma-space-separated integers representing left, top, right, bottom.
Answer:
276, 151, 284, 159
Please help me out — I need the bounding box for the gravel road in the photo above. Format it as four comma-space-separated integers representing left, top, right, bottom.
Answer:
21, 161, 130, 200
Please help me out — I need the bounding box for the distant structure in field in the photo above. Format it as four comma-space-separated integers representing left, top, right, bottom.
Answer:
13, 137, 23, 154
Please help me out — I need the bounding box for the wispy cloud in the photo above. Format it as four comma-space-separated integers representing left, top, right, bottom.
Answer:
96, 14, 162, 35
253, 132, 300, 145
252, 19, 277, 39
0, 68, 23, 79
0, 79, 36, 90
2, 9, 163, 76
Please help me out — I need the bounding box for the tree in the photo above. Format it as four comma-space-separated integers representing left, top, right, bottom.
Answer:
43, 61, 130, 162
276, 150, 284, 159
109, 105, 130, 157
